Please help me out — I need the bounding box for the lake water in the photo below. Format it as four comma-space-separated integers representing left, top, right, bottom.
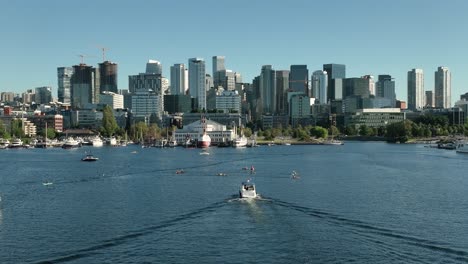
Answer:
0, 142, 467, 263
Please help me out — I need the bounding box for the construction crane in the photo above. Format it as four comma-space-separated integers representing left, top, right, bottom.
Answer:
97, 46, 109, 61
77, 54, 96, 65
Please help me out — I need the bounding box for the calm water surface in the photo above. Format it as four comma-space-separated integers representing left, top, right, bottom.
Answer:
0, 142, 467, 263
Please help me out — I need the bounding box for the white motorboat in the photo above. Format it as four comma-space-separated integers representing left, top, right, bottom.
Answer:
233, 136, 248, 148
91, 137, 104, 147
42, 181, 54, 186
8, 138, 23, 148
0, 139, 9, 149
82, 153, 99, 162
239, 180, 257, 198
107, 137, 118, 146
322, 139, 344, 145
456, 141, 468, 154
62, 137, 80, 149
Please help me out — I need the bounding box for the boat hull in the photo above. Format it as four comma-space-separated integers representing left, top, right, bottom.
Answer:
197, 140, 211, 148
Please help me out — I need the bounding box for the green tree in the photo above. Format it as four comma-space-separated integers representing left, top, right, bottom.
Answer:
359, 125, 372, 136
243, 127, 252, 138
386, 120, 413, 143
344, 125, 358, 136
11, 119, 24, 138
101, 105, 118, 137
42, 127, 56, 139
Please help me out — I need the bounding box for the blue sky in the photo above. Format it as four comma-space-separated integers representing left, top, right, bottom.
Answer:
1, 0, 467, 103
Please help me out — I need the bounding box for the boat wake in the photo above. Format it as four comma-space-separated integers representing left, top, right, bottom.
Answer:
33, 200, 229, 264
269, 198, 468, 263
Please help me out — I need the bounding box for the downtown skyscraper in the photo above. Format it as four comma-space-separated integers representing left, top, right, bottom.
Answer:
311, 70, 328, 104
146, 60, 162, 75
189, 58, 206, 111
99, 61, 118, 93
323, 64, 346, 102
289, 65, 309, 95
260, 65, 276, 115
435, 66, 451, 108
57, 67, 74, 104
407, 69, 424, 111
170, 63, 187, 95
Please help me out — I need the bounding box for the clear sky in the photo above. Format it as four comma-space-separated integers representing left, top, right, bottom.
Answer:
1, 0, 467, 103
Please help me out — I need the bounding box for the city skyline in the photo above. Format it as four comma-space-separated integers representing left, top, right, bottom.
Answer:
1, 1, 468, 103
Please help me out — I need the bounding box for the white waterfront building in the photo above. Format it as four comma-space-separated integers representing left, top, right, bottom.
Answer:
174, 119, 235, 145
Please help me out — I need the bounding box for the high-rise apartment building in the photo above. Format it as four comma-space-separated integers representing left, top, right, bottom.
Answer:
425, 91, 434, 108
323, 64, 346, 102
212, 56, 225, 76
57, 67, 74, 104
71, 64, 100, 109
170, 63, 187, 95
35, 86, 52, 105
99, 61, 118, 93
260, 65, 276, 114
189, 58, 206, 111
146, 60, 162, 75
407, 68, 424, 111
376, 75, 396, 107
311, 70, 328, 104
435, 66, 451, 108
289, 65, 309, 95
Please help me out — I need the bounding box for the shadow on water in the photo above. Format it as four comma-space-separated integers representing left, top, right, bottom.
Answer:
267, 197, 468, 263
33, 200, 230, 264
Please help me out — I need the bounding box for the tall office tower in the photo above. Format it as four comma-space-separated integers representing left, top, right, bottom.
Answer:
128, 73, 164, 94
323, 64, 346, 102
235, 72, 242, 84
376, 75, 396, 107
276, 70, 290, 115
128, 73, 165, 120
57, 67, 74, 104
260, 65, 277, 114
343, 77, 371, 98
311, 70, 328, 104
435, 66, 451, 108
146, 60, 162, 75
188, 58, 206, 111
407, 68, 424, 111
212, 56, 225, 76
362, 75, 375, 96
99, 61, 118, 93
170, 63, 186, 95
71, 64, 100, 109
216, 69, 236, 91
35, 86, 52, 104
425, 91, 434, 107
289, 65, 309, 95
212, 56, 226, 89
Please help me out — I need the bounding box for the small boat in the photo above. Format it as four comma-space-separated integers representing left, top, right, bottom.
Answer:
239, 180, 257, 199
456, 141, 468, 154
175, 169, 185, 174
8, 138, 23, 148
82, 154, 99, 162
62, 137, 80, 149
91, 137, 104, 147
42, 181, 54, 186
322, 139, 344, 145
233, 136, 248, 148
216, 172, 227, 176
200, 151, 210, 155
291, 170, 300, 179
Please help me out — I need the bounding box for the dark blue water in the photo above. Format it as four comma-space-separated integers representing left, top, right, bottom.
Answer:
0, 142, 467, 263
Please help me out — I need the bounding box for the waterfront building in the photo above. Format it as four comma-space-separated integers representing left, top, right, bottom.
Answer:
99, 61, 118, 93
189, 58, 206, 111
344, 108, 405, 129
407, 69, 424, 111
99, 91, 124, 109
260, 65, 276, 115
376, 75, 396, 107
323, 64, 346, 101
35, 86, 52, 105
174, 119, 235, 145
57, 67, 74, 104
215, 90, 241, 114
289, 65, 309, 95
170, 63, 186, 95
71, 64, 100, 109
435, 66, 451, 108
311, 70, 328, 104
146, 60, 162, 75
